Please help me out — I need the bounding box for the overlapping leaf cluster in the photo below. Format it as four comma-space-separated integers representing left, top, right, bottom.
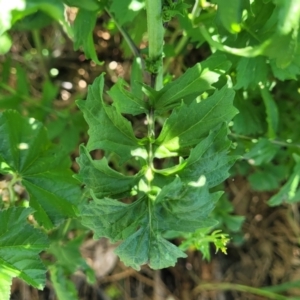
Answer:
0, 110, 81, 294
77, 57, 238, 270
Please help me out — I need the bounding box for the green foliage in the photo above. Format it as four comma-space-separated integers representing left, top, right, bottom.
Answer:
215, 0, 247, 33
0, 0, 70, 45
109, 0, 144, 26
180, 229, 230, 261
73, 8, 102, 64
0, 110, 80, 229
0, 207, 48, 293
75, 58, 237, 269
1, 0, 300, 298
268, 155, 300, 205
47, 235, 96, 299
49, 265, 79, 300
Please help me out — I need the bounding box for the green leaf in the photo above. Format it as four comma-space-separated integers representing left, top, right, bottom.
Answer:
234, 57, 269, 90
154, 57, 231, 112
0, 207, 49, 292
12, 11, 53, 30
215, 0, 248, 33
178, 125, 237, 188
260, 86, 279, 139
270, 58, 300, 80
80, 192, 146, 242
9, 0, 71, 34
130, 57, 144, 100
154, 177, 219, 232
77, 74, 144, 163
268, 159, 300, 206
63, 0, 101, 11
212, 197, 245, 232
264, 31, 298, 68
49, 265, 79, 300
0, 266, 15, 300
73, 9, 102, 64
81, 177, 218, 270
249, 170, 280, 191
109, 0, 144, 26
232, 94, 265, 135
76, 146, 144, 199
115, 227, 186, 270
155, 86, 237, 157
48, 236, 94, 279
244, 138, 279, 166
274, 0, 300, 35
108, 78, 148, 116
0, 0, 26, 35
0, 110, 80, 229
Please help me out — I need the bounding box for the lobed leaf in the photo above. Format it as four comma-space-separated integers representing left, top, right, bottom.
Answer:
178, 125, 237, 188
115, 227, 186, 270
76, 145, 144, 199
108, 78, 148, 116
0, 207, 48, 292
0, 110, 80, 229
80, 176, 219, 270
155, 86, 237, 157
154, 56, 232, 113
77, 74, 145, 164
154, 177, 219, 232
80, 192, 147, 242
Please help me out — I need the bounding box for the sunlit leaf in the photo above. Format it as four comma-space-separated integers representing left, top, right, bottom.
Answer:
0, 110, 80, 229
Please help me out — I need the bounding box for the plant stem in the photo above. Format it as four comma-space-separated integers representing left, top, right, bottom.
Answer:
144, 0, 163, 196
145, 0, 164, 90
7, 174, 19, 205
230, 133, 300, 149
163, 0, 201, 73
146, 109, 155, 187
193, 282, 289, 300
32, 29, 49, 81
105, 8, 141, 58
199, 25, 270, 57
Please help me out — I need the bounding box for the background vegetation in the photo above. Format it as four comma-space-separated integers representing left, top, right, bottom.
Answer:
0, 0, 300, 299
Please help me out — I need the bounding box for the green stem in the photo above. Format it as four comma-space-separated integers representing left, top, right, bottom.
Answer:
62, 218, 72, 237
32, 29, 49, 81
230, 133, 300, 149
105, 8, 141, 58
145, 0, 164, 90
7, 174, 19, 205
199, 25, 271, 57
146, 109, 155, 185
163, 0, 201, 73
193, 282, 289, 300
